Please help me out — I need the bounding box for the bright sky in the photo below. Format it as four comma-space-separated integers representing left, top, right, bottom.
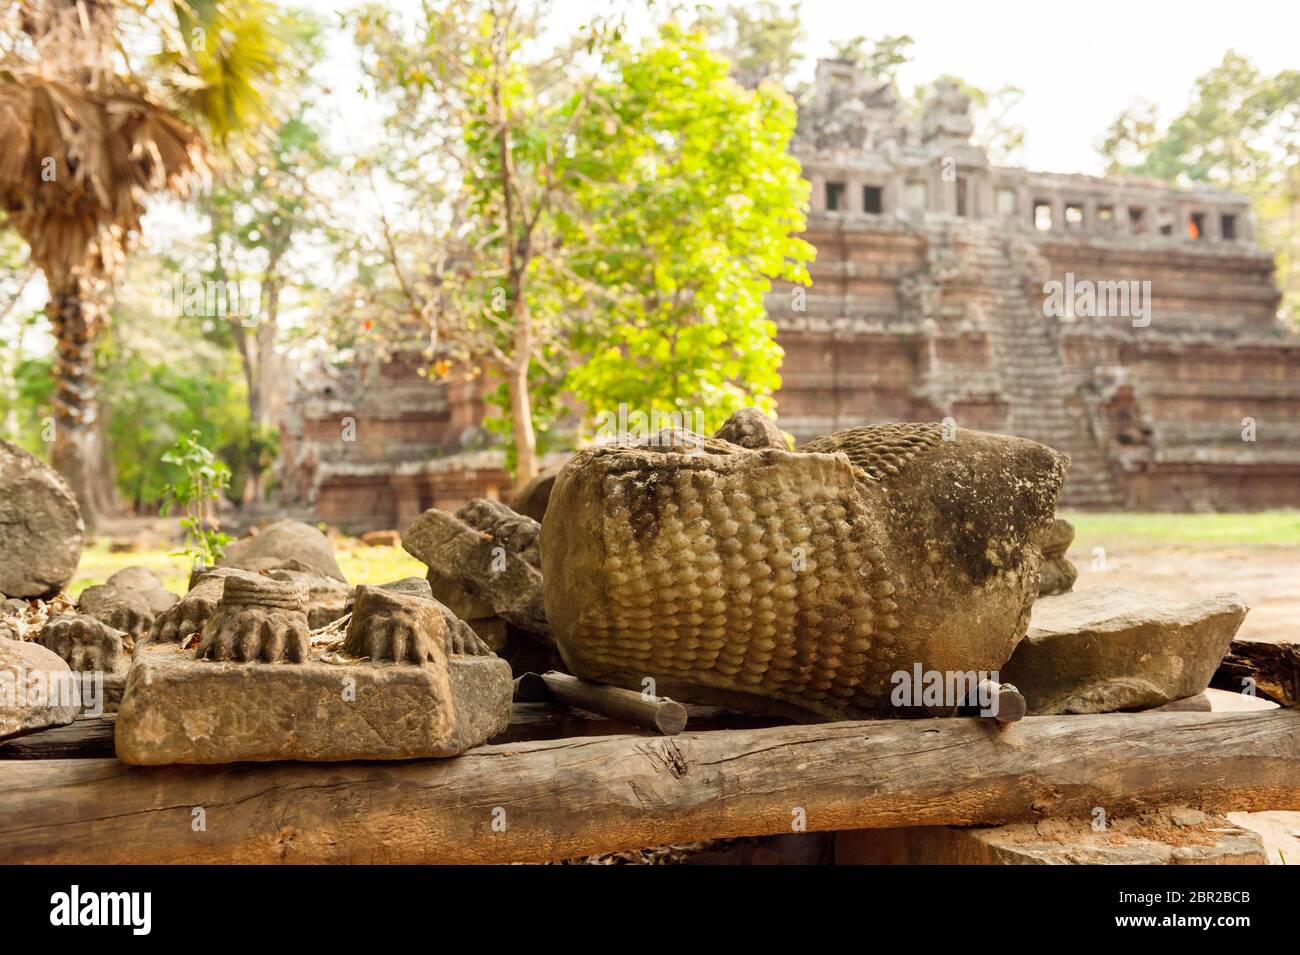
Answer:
302, 0, 1299, 176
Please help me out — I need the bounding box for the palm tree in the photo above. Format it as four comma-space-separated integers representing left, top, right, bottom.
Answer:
0, 0, 285, 528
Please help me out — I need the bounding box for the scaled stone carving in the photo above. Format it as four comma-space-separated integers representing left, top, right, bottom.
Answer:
1002, 585, 1248, 715
195, 575, 311, 663
541, 421, 1067, 721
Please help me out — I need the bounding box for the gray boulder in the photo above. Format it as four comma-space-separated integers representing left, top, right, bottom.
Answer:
0, 440, 83, 598
218, 519, 345, 582
0, 637, 80, 739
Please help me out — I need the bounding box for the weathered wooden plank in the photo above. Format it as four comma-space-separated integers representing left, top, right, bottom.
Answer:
2, 709, 1299, 864
0, 717, 117, 760
1214, 639, 1300, 709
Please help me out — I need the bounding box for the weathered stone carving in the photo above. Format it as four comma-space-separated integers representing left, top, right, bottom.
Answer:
75, 584, 155, 642
1002, 585, 1248, 715
713, 408, 791, 450
1035, 518, 1078, 597
344, 584, 445, 664
148, 567, 259, 643
541, 421, 1067, 721
264, 567, 352, 629
39, 613, 127, 674
0, 439, 83, 599
114, 575, 514, 763
195, 575, 312, 664
404, 498, 550, 640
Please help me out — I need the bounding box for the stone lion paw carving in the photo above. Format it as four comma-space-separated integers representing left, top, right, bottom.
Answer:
440, 605, 492, 656
344, 585, 446, 665
195, 576, 311, 663
149, 568, 259, 643
76, 584, 154, 643
39, 613, 127, 672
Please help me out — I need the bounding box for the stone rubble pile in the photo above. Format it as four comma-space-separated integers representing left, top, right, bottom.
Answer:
0, 412, 1252, 780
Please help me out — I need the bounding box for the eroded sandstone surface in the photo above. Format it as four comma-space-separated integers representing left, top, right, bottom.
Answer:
541, 422, 1067, 720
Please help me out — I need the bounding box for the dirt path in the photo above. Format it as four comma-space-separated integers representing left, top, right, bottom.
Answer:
1068, 544, 1299, 644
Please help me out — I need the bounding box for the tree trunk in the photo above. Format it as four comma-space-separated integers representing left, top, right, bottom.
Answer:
46, 278, 115, 530
509, 295, 539, 489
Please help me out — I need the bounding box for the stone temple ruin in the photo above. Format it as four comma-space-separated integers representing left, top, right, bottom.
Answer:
4, 410, 1298, 865
278, 59, 1300, 531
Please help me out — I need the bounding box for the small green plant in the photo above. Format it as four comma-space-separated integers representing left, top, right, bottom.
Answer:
160, 431, 232, 569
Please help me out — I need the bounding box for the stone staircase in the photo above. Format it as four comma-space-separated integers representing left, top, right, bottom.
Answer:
926, 222, 1125, 509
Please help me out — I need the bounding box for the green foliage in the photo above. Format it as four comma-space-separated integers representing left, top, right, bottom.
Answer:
160, 0, 309, 147
690, 2, 804, 88
96, 256, 250, 509
160, 430, 232, 569
560, 24, 813, 436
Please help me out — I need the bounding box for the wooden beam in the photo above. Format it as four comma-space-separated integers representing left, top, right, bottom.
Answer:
516, 671, 689, 735
1214, 639, 1300, 709
0, 717, 117, 760
3, 709, 1299, 864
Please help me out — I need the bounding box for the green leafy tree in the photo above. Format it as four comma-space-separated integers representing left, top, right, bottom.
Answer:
199, 98, 334, 502
161, 431, 232, 569
348, 0, 627, 486
561, 24, 813, 436
0, 0, 293, 528
691, 1, 804, 89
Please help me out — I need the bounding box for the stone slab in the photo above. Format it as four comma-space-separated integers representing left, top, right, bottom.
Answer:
1004, 585, 1247, 715
115, 641, 512, 764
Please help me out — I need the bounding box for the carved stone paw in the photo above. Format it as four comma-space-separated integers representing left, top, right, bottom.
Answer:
39, 613, 126, 672
76, 584, 154, 642
195, 576, 311, 663
439, 605, 492, 657
344, 585, 445, 665
149, 568, 256, 643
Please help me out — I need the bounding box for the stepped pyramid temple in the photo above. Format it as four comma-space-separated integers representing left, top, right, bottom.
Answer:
280, 60, 1300, 530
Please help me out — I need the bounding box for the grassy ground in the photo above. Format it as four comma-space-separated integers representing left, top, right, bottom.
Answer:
1065, 509, 1300, 549
69, 539, 424, 598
